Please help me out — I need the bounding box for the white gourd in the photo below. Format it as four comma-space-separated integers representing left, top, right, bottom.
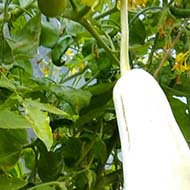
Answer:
113, 68, 190, 190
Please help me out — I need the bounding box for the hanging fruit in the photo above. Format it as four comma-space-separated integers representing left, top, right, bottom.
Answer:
37, 0, 67, 17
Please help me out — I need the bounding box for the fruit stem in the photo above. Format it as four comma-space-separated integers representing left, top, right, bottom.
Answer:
120, 0, 130, 75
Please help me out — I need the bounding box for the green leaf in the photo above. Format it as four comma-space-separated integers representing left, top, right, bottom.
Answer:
51, 86, 92, 113
62, 137, 82, 167
93, 137, 107, 163
51, 35, 74, 66
33, 186, 55, 190
11, 60, 33, 81
23, 148, 35, 171
73, 106, 106, 129
40, 21, 60, 48
0, 39, 14, 64
0, 175, 27, 190
0, 129, 27, 170
38, 148, 63, 182
0, 76, 16, 91
24, 98, 76, 120
129, 14, 146, 45
168, 96, 190, 142
10, 14, 41, 60
31, 182, 67, 190
23, 101, 53, 151
0, 109, 31, 129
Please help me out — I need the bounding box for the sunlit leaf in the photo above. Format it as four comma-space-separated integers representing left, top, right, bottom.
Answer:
23, 148, 36, 171
23, 102, 53, 151
24, 99, 76, 121
0, 76, 16, 91
0, 109, 31, 129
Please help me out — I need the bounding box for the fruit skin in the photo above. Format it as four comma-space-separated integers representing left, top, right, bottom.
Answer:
113, 69, 190, 190
37, 0, 67, 17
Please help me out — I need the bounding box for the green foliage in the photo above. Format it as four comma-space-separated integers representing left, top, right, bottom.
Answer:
0, 0, 189, 189
40, 21, 60, 48
0, 129, 27, 170
0, 175, 27, 190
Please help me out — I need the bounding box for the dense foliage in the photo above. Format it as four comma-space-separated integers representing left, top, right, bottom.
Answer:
0, 0, 190, 189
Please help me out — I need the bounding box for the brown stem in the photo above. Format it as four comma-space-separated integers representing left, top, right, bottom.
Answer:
153, 28, 183, 78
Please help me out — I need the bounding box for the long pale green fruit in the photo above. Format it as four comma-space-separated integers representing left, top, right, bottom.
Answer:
113, 69, 190, 190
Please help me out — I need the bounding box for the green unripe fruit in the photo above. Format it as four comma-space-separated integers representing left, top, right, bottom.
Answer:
37, 0, 67, 17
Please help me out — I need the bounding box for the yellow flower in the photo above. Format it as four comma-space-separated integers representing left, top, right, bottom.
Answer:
129, 0, 148, 8
41, 66, 49, 77
173, 51, 190, 73
65, 49, 74, 59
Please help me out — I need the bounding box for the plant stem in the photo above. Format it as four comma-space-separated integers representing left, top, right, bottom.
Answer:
79, 18, 120, 64
153, 28, 183, 78
0, 0, 35, 22
120, 0, 130, 75
129, 6, 162, 26
62, 11, 120, 65
94, 6, 118, 20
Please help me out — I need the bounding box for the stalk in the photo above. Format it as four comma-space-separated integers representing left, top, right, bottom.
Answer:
120, 0, 130, 75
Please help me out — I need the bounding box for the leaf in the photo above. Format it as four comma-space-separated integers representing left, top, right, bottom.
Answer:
168, 96, 190, 142
0, 175, 27, 190
96, 51, 112, 74
23, 148, 35, 170
38, 148, 63, 182
73, 106, 106, 129
0, 76, 16, 91
93, 137, 107, 163
34, 186, 55, 190
24, 98, 76, 121
33, 182, 67, 190
10, 14, 41, 60
0, 129, 27, 170
23, 102, 53, 151
51, 35, 74, 66
0, 39, 14, 64
129, 14, 146, 45
51, 86, 92, 113
0, 109, 31, 129
40, 21, 60, 48
62, 137, 82, 167
11, 60, 33, 81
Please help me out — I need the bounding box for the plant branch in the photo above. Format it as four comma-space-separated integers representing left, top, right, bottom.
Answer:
62, 10, 120, 65
153, 28, 183, 78
129, 6, 163, 26
0, 0, 35, 22
94, 6, 118, 20
79, 18, 120, 64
